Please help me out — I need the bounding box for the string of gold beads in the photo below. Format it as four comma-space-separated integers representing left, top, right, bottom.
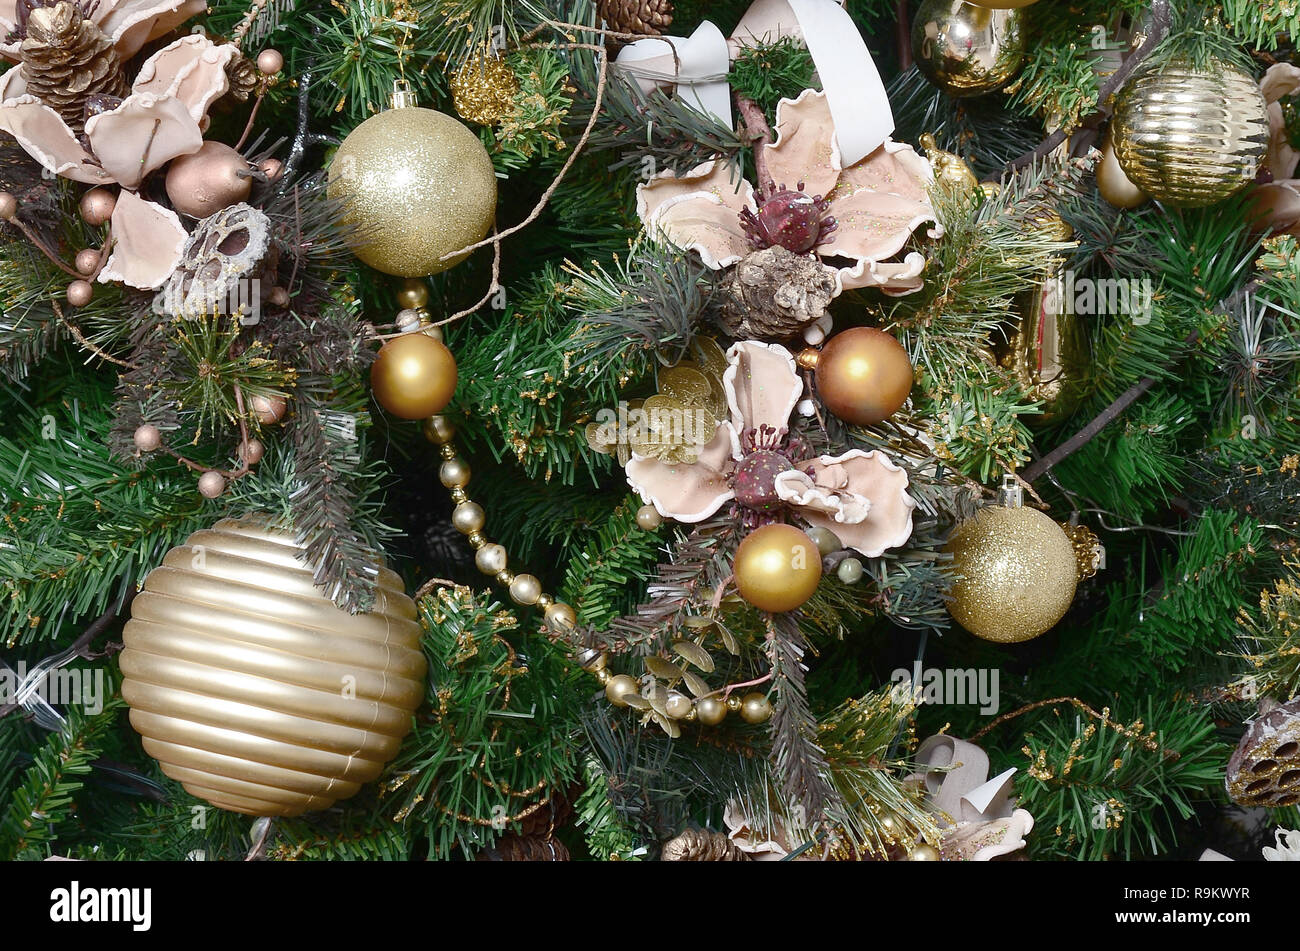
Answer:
421, 409, 772, 728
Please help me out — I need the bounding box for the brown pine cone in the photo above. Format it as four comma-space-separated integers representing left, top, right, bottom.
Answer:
661, 828, 751, 861
720, 246, 837, 341
16, 1, 128, 134
597, 0, 673, 36
477, 834, 571, 861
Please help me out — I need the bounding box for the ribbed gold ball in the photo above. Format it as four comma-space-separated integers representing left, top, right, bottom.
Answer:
815, 328, 913, 427
734, 524, 823, 614
944, 505, 1078, 643
328, 105, 497, 276
370, 333, 458, 420
119, 518, 426, 817
1111, 56, 1269, 208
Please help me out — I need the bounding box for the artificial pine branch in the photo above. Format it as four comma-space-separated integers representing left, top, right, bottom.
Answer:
766, 612, 838, 826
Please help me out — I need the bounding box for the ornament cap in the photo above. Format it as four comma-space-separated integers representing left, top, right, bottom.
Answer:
997, 474, 1024, 508
390, 79, 418, 110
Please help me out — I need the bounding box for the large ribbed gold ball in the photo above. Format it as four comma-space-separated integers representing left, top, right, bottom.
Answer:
912, 0, 1026, 98
815, 327, 913, 426
944, 505, 1077, 643
328, 105, 497, 276
734, 524, 823, 614
120, 518, 427, 817
370, 332, 458, 420
1111, 56, 1269, 208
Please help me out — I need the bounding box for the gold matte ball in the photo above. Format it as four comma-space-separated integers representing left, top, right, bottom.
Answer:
165, 141, 253, 219
815, 327, 913, 427
695, 696, 727, 726
739, 692, 773, 724
1111, 56, 1269, 208
119, 517, 426, 816
328, 105, 497, 276
1096, 139, 1148, 209
370, 333, 458, 419
944, 505, 1078, 643
912, 0, 1026, 98
734, 524, 823, 614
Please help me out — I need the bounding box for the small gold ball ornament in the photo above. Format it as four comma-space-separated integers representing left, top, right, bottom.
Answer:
695, 696, 727, 726
450, 52, 520, 127
636, 504, 663, 531
907, 844, 942, 861
944, 480, 1078, 643
370, 332, 458, 419
1096, 139, 1148, 209
328, 83, 497, 276
739, 693, 773, 724
1111, 56, 1269, 208
912, 0, 1026, 98
814, 327, 913, 426
119, 517, 426, 816
734, 524, 823, 614
606, 674, 640, 706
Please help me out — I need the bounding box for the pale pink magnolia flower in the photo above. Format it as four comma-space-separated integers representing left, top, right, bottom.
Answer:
0, 31, 236, 288
625, 339, 915, 558
1252, 62, 1300, 235
636, 89, 942, 297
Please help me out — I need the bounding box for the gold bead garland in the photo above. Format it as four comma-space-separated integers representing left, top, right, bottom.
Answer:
393, 279, 770, 730
422, 411, 770, 730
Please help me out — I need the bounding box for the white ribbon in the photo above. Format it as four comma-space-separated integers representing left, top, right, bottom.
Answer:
614, 0, 894, 167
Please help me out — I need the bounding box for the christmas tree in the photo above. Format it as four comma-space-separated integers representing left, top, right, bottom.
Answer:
2, 0, 1299, 864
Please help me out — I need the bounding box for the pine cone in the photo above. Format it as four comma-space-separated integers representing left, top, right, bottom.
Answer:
597, 0, 673, 36
477, 834, 571, 861
720, 246, 837, 341
16, 1, 127, 135
661, 828, 751, 861
223, 53, 260, 104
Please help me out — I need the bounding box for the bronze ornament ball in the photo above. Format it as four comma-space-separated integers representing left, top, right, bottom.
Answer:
370, 332, 459, 420
733, 523, 823, 614
165, 141, 254, 219
327, 102, 497, 277
944, 505, 1078, 643
814, 327, 913, 426
119, 517, 427, 816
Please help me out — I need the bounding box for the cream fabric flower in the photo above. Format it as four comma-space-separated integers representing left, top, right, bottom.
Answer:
636, 90, 941, 297
625, 339, 915, 557
0, 0, 207, 62
1253, 63, 1300, 235
0, 35, 235, 288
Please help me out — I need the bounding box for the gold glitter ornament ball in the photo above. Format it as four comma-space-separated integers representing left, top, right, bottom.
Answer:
120, 518, 426, 817
1111, 56, 1269, 208
328, 94, 497, 277
450, 53, 519, 126
944, 505, 1078, 643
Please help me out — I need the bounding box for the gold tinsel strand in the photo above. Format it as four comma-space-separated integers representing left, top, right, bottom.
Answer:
450, 53, 520, 127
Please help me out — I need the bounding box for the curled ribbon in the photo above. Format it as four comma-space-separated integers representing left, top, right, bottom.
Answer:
909, 734, 1035, 861
613, 0, 893, 166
